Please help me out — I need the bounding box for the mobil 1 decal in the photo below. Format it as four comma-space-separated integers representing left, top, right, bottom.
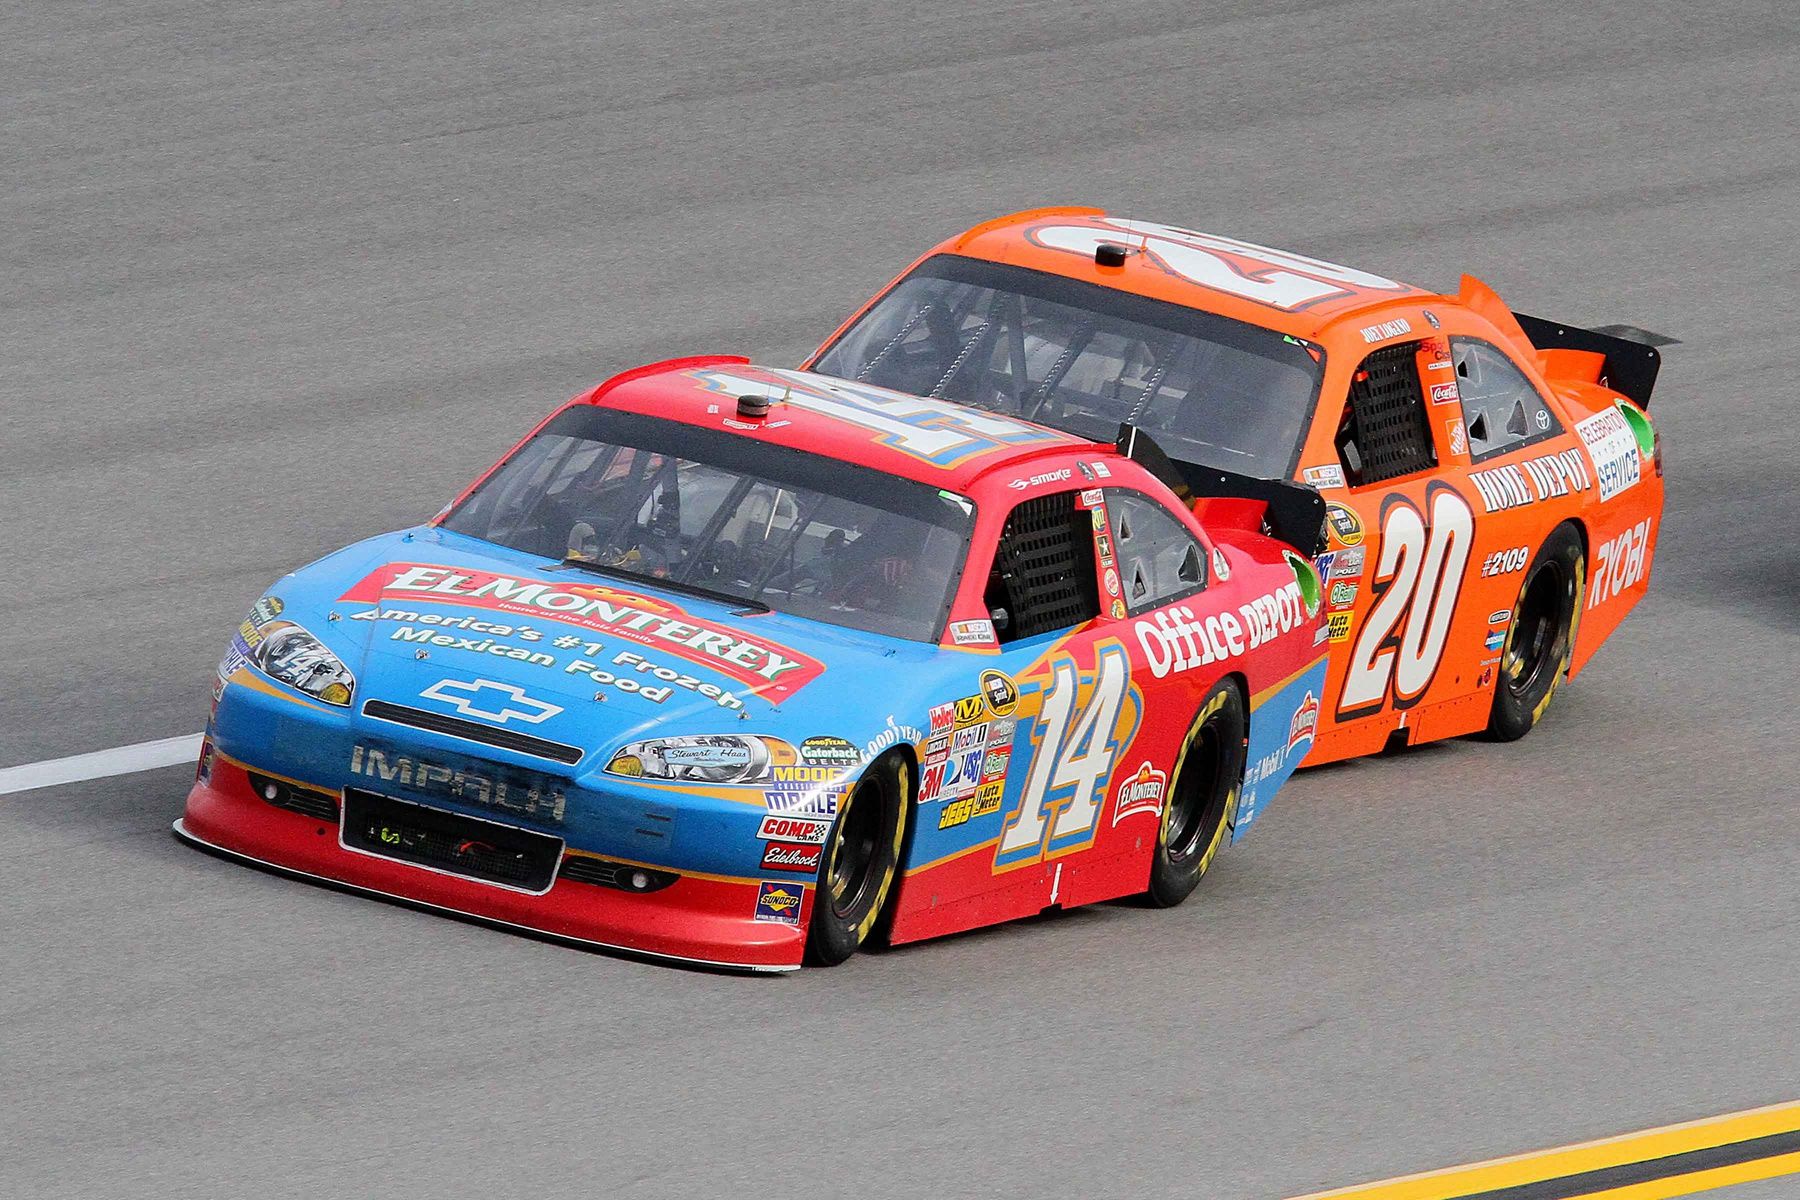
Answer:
1338, 482, 1475, 720
993, 640, 1143, 872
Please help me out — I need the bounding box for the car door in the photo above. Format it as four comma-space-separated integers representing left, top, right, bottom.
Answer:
1312, 337, 1479, 750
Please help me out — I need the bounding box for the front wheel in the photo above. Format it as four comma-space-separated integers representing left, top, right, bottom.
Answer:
1144, 680, 1248, 908
805, 751, 909, 966
1487, 522, 1586, 741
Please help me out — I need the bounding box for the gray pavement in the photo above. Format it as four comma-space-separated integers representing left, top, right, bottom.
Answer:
2, 2, 1797, 1197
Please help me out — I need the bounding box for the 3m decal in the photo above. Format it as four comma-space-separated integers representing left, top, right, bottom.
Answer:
1575, 407, 1644, 502
341, 564, 823, 700
1026, 218, 1410, 312
1338, 485, 1476, 719
691, 366, 1066, 469
1589, 518, 1653, 609
996, 643, 1139, 868
1467, 450, 1592, 514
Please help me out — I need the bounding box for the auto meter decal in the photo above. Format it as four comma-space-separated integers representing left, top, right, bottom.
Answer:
340, 563, 824, 700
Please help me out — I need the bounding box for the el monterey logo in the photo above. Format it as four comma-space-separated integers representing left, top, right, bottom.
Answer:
1287, 690, 1319, 752
420, 678, 563, 725
340, 563, 825, 700
1112, 762, 1167, 825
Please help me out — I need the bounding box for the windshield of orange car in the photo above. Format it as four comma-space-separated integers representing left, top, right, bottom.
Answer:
812, 254, 1326, 480
441, 408, 975, 643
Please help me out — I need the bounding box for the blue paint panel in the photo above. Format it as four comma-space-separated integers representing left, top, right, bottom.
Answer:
1232, 658, 1328, 843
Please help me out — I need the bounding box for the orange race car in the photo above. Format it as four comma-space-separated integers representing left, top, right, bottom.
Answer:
806, 208, 1665, 765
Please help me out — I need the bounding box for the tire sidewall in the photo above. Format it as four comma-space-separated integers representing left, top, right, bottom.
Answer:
1146, 680, 1248, 908
1488, 523, 1586, 741
804, 751, 909, 966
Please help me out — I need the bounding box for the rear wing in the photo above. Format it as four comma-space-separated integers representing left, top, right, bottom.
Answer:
1511, 313, 1664, 410
1116, 425, 1328, 558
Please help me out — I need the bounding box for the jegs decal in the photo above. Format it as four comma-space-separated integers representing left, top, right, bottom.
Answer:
1338, 485, 1475, 720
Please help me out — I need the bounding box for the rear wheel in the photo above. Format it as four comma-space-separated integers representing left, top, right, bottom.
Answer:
805, 752, 908, 966
1144, 680, 1247, 908
1487, 523, 1586, 741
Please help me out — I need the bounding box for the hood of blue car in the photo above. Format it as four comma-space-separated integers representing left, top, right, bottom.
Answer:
255, 526, 946, 767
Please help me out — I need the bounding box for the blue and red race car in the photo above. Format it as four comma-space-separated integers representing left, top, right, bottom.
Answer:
179, 358, 1327, 970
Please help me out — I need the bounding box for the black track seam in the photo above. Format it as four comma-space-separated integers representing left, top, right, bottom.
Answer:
1441, 1127, 1800, 1200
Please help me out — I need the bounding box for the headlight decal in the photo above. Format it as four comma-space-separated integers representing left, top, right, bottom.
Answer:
606, 735, 797, 785
223, 596, 356, 706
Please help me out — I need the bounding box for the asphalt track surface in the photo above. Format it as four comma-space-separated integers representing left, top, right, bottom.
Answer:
3, 2, 1797, 1197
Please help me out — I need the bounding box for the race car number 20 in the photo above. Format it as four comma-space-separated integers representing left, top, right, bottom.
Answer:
1338, 487, 1475, 720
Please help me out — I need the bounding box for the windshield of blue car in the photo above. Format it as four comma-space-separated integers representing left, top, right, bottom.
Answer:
812, 254, 1327, 480
441, 408, 975, 643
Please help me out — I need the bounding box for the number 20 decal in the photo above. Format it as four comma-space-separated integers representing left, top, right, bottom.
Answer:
1338, 486, 1475, 720
996, 643, 1138, 870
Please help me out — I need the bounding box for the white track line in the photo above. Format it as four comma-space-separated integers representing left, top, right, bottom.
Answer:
0, 733, 203, 797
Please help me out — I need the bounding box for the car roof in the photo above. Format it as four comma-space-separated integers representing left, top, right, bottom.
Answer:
579, 356, 1095, 489
935, 206, 1435, 340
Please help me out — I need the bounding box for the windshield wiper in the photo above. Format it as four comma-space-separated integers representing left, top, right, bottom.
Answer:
554, 555, 773, 615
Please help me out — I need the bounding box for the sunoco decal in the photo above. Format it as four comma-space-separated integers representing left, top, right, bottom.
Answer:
341, 564, 824, 700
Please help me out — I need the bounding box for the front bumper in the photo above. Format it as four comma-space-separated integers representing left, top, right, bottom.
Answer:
178, 757, 806, 972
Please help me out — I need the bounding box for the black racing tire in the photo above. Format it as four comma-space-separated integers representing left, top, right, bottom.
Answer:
1486, 522, 1586, 742
1144, 680, 1248, 908
805, 751, 909, 967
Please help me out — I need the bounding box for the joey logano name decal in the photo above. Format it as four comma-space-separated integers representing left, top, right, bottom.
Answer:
1133, 580, 1310, 678
341, 564, 823, 699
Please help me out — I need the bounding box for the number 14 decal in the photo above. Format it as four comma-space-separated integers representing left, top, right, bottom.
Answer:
1338, 486, 1475, 720
996, 644, 1139, 870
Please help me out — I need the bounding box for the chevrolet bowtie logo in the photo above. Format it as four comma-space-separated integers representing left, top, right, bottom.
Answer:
418, 678, 563, 725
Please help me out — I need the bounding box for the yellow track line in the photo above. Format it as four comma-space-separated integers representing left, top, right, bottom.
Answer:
1287, 1100, 1800, 1200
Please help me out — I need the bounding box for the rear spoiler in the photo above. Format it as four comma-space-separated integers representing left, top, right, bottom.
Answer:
1512, 313, 1664, 409
1456, 276, 1668, 410
1115, 424, 1328, 558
